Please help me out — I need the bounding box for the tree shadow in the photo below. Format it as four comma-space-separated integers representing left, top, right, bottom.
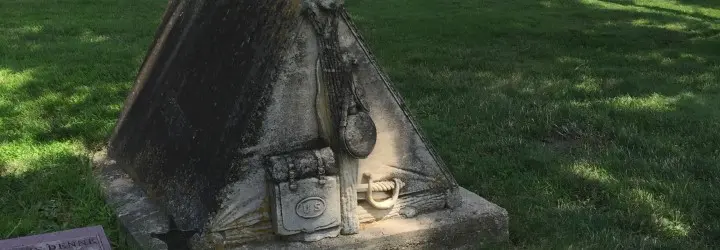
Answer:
0, 0, 167, 246
347, 0, 719, 248
0, 0, 166, 151
0, 150, 124, 248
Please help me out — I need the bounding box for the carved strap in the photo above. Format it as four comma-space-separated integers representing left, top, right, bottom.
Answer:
305, 3, 377, 159
314, 148, 327, 185
288, 156, 297, 191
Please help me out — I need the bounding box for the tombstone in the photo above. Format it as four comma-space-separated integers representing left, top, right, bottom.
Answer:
95, 0, 509, 248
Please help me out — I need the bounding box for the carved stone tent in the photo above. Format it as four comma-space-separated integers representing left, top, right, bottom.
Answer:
95, 0, 508, 248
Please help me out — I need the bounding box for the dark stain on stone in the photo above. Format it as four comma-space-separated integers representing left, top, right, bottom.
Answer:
150, 216, 197, 250
107, 0, 303, 231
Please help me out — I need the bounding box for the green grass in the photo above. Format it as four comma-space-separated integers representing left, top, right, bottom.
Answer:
1, 0, 719, 249
0, 0, 166, 247
345, 0, 720, 248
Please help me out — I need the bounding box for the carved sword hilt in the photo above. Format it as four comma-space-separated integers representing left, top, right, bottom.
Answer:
356, 179, 405, 193
362, 173, 402, 209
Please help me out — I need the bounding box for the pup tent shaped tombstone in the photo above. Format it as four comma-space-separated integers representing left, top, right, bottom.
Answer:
102, 0, 508, 248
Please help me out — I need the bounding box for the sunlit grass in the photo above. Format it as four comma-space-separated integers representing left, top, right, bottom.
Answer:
0, 0, 718, 249
570, 161, 617, 183
347, 0, 720, 248
0, 0, 165, 248
581, 0, 720, 20
604, 93, 683, 112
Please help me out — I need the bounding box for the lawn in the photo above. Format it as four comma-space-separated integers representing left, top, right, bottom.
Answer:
1, 0, 719, 249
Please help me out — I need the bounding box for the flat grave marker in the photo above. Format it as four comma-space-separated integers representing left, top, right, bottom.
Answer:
0, 226, 111, 250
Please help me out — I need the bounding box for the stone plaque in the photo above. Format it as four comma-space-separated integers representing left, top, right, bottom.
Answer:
272, 177, 341, 235
0, 226, 112, 250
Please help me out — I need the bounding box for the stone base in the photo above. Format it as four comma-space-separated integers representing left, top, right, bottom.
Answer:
236, 188, 508, 249
94, 151, 509, 249
93, 152, 171, 250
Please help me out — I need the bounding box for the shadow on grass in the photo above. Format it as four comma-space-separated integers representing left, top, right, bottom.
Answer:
0, 0, 167, 245
347, 0, 719, 248
0, 0, 165, 151
0, 151, 122, 248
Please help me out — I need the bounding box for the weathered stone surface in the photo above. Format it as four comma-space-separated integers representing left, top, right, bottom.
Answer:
265, 147, 337, 183
102, 0, 508, 248
230, 188, 509, 249
96, 171, 508, 250
93, 151, 170, 250
107, 0, 305, 233
270, 177, 341, 238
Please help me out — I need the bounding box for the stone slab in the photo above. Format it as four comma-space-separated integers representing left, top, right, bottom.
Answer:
0, 226, 112, 250
94, 151, 508, 250
235, 188, 509, 249
93, 151, 170, 250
